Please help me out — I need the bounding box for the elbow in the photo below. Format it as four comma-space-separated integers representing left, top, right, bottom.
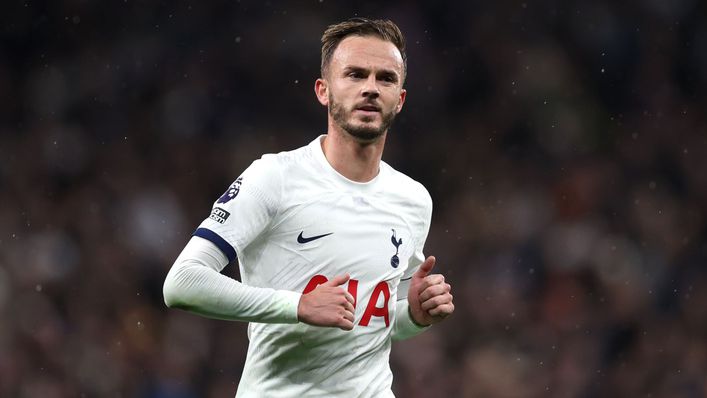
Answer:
163, 279, 178, 308
163, 271, 187, 309
163, 290, 177, 309
163, 283, 190, 310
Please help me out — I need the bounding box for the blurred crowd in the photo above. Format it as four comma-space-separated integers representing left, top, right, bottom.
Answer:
1, 1, 706, 397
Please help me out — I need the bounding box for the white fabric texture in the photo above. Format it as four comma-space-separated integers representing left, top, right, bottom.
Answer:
163, 236, 301, 323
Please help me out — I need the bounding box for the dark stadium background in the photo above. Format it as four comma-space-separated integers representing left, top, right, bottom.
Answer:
2, 1, 707, 397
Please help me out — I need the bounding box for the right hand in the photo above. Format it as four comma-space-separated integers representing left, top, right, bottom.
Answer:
297, 274, 355, 330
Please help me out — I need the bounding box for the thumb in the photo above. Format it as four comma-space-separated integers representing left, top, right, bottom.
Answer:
413, 256, 436, 279
324, 273, 350, 287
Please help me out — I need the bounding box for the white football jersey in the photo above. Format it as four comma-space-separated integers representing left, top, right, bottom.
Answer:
194, 135, 432, 397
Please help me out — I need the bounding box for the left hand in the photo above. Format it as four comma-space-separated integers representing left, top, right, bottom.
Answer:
407, 256, 454, 326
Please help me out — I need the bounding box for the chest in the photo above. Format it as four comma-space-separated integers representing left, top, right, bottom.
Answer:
269, 192, 416, 283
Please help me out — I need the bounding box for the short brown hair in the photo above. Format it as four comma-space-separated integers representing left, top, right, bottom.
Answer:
320, 18, 407, 81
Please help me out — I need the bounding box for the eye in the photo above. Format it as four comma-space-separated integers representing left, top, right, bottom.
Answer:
379, 74, 397, 84
347, 71, 364, 79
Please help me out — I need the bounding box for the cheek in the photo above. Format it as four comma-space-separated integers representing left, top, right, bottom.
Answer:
328, 86, 350, 104
331, 80, 354, 94
383, 92, 401, 110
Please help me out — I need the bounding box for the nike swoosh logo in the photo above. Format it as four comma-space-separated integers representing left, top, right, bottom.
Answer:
297, 231, 333, 244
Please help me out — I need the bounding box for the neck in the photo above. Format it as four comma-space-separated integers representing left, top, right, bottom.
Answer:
322, 123, 386, 183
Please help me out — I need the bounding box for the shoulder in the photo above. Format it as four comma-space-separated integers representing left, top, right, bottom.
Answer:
219, 142, 312, 208
381, 161, 433, 217
244, 141, 313, 178
257, 140, 314, 171
381, 162, 433, 244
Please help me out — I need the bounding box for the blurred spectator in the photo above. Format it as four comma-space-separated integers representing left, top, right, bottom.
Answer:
1, 1, 706, 396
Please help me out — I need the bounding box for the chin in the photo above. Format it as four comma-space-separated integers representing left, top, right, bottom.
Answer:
345, 127, 385, 143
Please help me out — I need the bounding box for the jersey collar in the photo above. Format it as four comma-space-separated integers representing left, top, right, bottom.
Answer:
310, 135, 386, 192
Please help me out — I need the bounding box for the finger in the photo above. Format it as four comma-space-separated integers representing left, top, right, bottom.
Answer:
413, 256, 436, 279
419, 283, 447, 302
421, 294, 452, 311
344, 291, 355, 306
415, 274, 445, 297
339, 318, 354, 331
428, 303, 454, 317
425, 274, 445, 286
343, 299, 355, 314
343, 309, 355, 323
325, 273, 350, 287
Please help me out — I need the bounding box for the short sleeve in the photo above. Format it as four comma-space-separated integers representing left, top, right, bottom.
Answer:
194, 155, 282, 262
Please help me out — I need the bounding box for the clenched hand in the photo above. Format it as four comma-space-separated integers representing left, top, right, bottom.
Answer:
298, 274, 356, 330
408, 256, 454, 326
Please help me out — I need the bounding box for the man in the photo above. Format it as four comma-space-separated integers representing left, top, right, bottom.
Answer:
163, 18, 454, 397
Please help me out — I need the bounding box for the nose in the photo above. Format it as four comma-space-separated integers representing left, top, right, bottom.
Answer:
361, 75, 380, 98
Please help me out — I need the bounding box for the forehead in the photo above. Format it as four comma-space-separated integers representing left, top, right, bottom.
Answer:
330, 35, 404, 74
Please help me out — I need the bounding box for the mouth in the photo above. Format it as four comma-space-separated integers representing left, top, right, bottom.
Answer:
355, 103, 381, 113
356, 102, 381, 112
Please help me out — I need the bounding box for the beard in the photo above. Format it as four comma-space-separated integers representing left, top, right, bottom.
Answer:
329, 93, 397, 143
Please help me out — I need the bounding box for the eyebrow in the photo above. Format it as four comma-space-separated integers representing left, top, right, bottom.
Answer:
343, 66, 400, 81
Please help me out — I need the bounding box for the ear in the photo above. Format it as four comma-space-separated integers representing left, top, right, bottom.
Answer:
314, 78, 329, 106
395, 88, 407, 114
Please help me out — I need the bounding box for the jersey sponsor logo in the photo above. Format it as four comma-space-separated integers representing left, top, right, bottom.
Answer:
209, 207, 230, 224
390, 229, 403, 268
297, 231, 333, 244
303, 275, 391, 327
217, 177, 243, 204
